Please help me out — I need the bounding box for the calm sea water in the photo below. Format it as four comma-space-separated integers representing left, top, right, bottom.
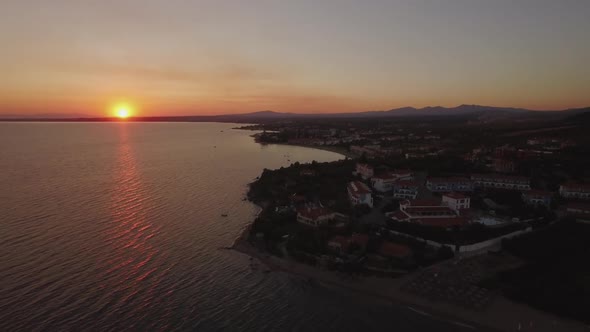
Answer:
0, 122, 467, 331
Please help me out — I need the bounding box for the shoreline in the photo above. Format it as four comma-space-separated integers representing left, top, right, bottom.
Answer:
231, 200, 587, 332
232, 229, 588, 332
257, 140, 356, 159
232, 138, 589, 331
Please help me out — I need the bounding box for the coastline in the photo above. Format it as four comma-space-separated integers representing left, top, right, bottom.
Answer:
259, 140, 356, 159
231, 138, 589, 332
232, 228, 588, 332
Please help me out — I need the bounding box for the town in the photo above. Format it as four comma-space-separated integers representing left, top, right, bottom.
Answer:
241, 112, 590, 325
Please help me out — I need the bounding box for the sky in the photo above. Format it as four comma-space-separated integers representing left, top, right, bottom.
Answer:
1, 0, 589, 117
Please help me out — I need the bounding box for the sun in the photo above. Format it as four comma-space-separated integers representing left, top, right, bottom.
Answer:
112, 103, 134, 119
116, 107, 130, 119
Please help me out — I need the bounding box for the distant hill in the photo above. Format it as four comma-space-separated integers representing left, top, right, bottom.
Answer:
223, 104, 555, 120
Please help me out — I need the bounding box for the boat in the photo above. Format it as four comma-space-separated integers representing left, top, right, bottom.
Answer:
221, 214, 228, 217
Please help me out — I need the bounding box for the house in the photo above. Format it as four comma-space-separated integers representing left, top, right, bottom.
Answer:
471, 174, 531, 191
442, 192, 470, 212
355, 163, 374, 180
327, 235, 352, 254
493, 158, 517, 173
327, 233, 369, 254
559, 183, 590, 200
426, 177, 474, 192
522, 190, 553, 207
565, 203, 590, 223
378, 242, 412, 259
296, 206, 335, 227
370, 170, 413, 193
393, 180, 420, 199
371, 173, 397, 192
347, 181, 373, 208
388, 199, 468, 227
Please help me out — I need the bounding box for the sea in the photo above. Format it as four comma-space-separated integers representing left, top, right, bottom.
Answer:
0, 122, 469, 331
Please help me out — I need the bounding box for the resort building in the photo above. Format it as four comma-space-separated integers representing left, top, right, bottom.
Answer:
347, 181, 374, 208
493, 158, 517, 173
522, 190, 553, 207
370, 169, 413, 193
355, 163, 374, 180
388, 199, 468, 227
442, 192, 471, 212
565, 203, 590, 223
296, 206, 335, 227
377, 242, 412, 260
426, 177, 474, 193
392, 180, 420, 199
471, 174, 531, 191
327, 233, 369, 254
559, 183, 590, 200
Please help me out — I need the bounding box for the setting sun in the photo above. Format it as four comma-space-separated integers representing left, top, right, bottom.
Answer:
112, 103, 134, 119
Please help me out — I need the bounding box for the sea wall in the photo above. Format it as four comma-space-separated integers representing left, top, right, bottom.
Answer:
386, 226, 533, 254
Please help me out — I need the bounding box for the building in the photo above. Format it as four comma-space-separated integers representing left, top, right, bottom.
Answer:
355, 163, 374, 180
327, 233, 369, 254
378, 242, 412, 259
371, 173, 397, 193
370, 169, 413, 193
522, 190, 553, 207
471, 174, 531, 191
388, 199, 468, 227
559, 183, 590, 200
393, 180, 420, 199
426, 177, 474, 192
493, 158, 517, 173
565, 203, 590, 223
347, 181, 373, 207
296, 206, 335, 227
442, 192, 470, 212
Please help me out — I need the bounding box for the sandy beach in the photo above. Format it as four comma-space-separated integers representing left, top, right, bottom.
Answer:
231, 223, 589, 332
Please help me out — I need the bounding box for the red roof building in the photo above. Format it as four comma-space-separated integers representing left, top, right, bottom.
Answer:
296, 206, 335, 227
559, 183, 590, 200
471, 174, 531, 191
378, 242, 412, 259
347, 181, 373, 208
388, 198, 469, 227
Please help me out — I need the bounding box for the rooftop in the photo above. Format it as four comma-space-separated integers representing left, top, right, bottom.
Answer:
401, 199, 441, 207
443, 192, 469, 200
378, 242, 412, 258
471, 173, 530, 182
348, 181, 371, 195
427, 177, 472, 184
395, 180, 420, 187
561, 183, 590, 192
523, 190, 553, 198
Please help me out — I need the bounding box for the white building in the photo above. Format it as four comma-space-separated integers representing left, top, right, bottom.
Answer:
355, 163, 374, 180
392, 180, 420, 199
347, 181, 373, 208
388, 199, 467, 227
522, 190, 553, 207
471, 174, 531, 191
442, 192, 470, 212
559, 183, 590, 200
296, 206, 335, 227
426, 177, 474, 192
371, 170, 414, 193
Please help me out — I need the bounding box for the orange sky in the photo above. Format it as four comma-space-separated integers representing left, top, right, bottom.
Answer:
1, 1, 589, 117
